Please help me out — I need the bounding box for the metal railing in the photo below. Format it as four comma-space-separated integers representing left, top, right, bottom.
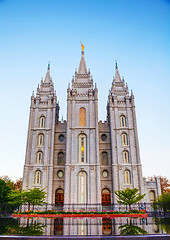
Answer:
0, 202, 168, 217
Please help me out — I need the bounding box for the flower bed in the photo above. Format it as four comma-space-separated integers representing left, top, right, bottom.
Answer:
12, 210, 148, 218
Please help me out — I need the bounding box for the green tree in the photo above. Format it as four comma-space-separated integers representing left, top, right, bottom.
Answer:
154, 192, 170, 214
0, 179, 12, 204
115, 188, 146, 210
22, 188, 46, 210
7, 190, 23, 206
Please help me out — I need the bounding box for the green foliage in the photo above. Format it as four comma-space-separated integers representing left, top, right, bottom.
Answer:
154, 192, 170, 212
0, 217, 45, 235
22, 188, 46, 208
0, 179, 12, 204
115, 188, 146, 209
119, 223, 148, 235
7, 190, 23, 206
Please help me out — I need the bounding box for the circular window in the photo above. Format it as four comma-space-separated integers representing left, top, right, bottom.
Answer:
59, 134, 64, 142
101, 134, 107, 141
57, 170, 64, 178
102, 170, 109, 178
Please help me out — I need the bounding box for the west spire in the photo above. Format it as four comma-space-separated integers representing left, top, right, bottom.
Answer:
44, 61, 51, 83
78, 50, 87, 74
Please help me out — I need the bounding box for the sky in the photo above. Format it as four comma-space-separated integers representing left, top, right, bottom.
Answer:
0, 0, 170, 181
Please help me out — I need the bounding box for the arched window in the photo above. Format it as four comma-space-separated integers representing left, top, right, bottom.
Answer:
78, 134, 87, 163
35, 170, 41, 185
36, 151, 43, 164
39, 116, 45, 128
102, 188, 111, 206
101, 152, 108, 165
55, 188, 64, 206
150, 190, 156, 202
78, 171, 87, 204
123, 150, 129, 163
124, 170, 131, 184
38, 133, 44, 146
57, 152, 64, 165
79, 107, 86, 127
120, 115, 126, 127
121, 133, 128, 145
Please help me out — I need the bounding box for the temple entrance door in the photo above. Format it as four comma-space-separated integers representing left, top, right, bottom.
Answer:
55, 188, 64, 207
102, 188, 111, 206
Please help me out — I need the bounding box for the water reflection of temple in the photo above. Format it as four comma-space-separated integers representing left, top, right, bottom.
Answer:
19, 217, 163, 236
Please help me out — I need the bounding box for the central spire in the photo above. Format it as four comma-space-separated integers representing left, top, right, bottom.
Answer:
78, 51, 87, 74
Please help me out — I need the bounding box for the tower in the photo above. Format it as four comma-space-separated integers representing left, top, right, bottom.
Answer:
107, 63, 145, 202
64, 50, 101, 205
22, 63, 59, 204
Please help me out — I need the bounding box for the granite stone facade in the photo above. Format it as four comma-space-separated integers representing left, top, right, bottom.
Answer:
22, 52, 161, 205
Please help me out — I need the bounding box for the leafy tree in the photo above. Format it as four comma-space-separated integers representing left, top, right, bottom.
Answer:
13, 178, 22, 192
115, 188, 146, 210
22, 188, 46, 210
154, 192, 170, 214
0, 179, 12, 204
0, 176, 14, 189
7, 190, 23, 206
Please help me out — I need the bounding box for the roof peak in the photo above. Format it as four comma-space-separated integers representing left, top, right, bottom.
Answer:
78, 51, 87, 74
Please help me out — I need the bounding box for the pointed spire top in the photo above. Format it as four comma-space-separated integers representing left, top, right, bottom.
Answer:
48, 61, 50, 70
115, 60, 121, 82
115, 60, 118, 69
44, 61, 51, 83
78, 49, 87, 74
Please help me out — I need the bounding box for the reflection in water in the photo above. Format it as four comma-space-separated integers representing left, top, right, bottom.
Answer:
154, 217, 170, 234
0, 218, 45, 235
54, 218, 63, 235
102, 218, 112, 235
119, 219, 148, 235
0, 217, 169, 236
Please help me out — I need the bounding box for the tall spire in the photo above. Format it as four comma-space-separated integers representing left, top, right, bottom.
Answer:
115, 61, 121, 82
78, 47, 87, 74
44, 61, 51, 83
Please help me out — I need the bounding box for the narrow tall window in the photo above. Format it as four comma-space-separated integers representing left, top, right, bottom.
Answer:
38, 134, 44, 146
124, 170, 131, 184
36, 151, 43, 164
79, 108, 86, 127
78, 134, 87, 163
120, 115, 126, 127
35, 170, 41, 184
122, 133, 128, 145
78, 171, 87, 204
101, 152, 108, 165
123, 150, 129, 163
39, 116, 45, 128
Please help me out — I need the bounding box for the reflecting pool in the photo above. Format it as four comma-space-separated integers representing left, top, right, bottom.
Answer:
0, 217, 170, 236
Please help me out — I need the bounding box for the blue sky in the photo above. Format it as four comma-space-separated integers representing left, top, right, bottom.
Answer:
0, 0, 170, 180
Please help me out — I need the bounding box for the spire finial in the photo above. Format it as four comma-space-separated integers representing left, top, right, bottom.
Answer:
115, 60, 118, 69
48, 61, 50, 70
80, 41, 84, 52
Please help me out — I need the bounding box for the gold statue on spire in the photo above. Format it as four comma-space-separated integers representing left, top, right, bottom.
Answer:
80, 41, 84, 52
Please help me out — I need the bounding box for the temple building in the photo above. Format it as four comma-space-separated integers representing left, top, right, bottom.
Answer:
22, 50, 161, 207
